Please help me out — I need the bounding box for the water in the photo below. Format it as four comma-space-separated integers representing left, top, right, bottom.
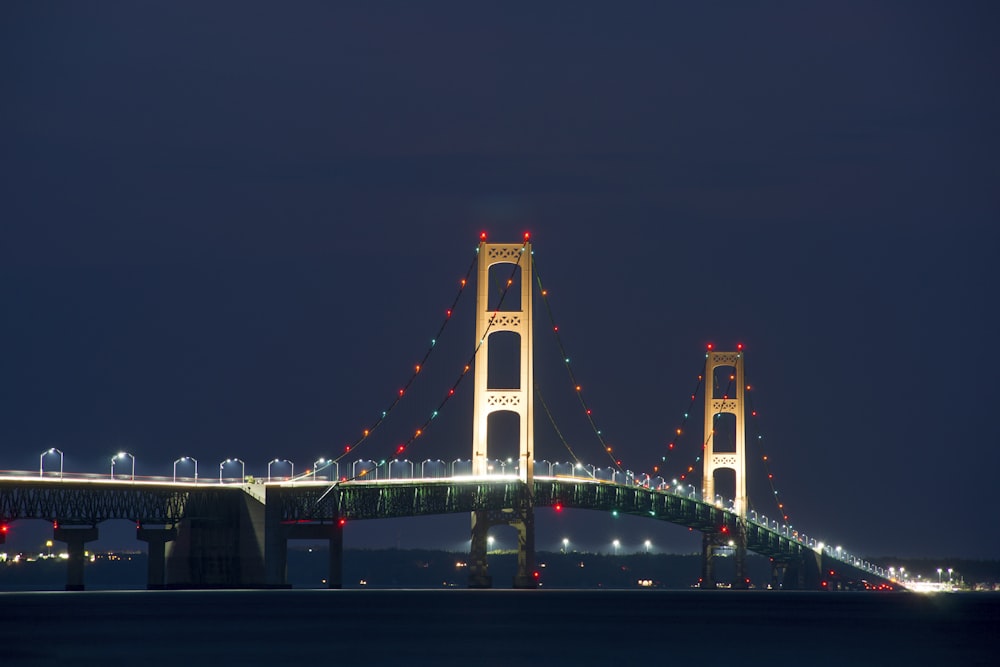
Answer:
1, 590, 996, 666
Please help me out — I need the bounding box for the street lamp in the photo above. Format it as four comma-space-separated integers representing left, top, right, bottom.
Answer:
220, 458, 244, 483
111, 452, 135, 481
173, 456, 198, 483
937, 567, 943, 583
40, 448, 63, 479
313, 458, 331, 480
644, 539, 652, 554
612, 539, 620, 555
562, 538, 569, 554
268, 458, 293, 482
487, 536, 495, 552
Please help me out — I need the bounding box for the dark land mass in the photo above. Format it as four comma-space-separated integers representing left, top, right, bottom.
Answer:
2, 549, 998, 591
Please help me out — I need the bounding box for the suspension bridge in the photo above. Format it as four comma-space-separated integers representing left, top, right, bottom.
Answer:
0, 237, 899, 591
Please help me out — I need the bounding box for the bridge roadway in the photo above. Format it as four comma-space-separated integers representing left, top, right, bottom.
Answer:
0, 473, 894, 590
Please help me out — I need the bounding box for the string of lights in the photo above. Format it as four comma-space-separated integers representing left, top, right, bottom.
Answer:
334, 233, 531, 483
647, 367, 705, 483
532, 256, 623, 472
327, 248, 480, 469
534, 384, 587, 468
669, 344, 739, 487
745, 380, 790, 523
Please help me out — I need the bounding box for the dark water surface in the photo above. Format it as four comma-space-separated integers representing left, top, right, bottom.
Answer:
1, 590, 996, 666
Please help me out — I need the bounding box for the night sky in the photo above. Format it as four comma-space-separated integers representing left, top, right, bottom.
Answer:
2, 2, 996, 561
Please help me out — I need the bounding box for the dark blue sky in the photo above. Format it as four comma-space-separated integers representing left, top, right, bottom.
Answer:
1, 2, 996, 560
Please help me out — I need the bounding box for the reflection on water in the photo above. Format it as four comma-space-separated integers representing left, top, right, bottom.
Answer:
1, 590, 997, 666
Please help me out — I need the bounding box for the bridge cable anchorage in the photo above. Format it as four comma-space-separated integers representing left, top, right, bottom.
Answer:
645, 364, 705, 486
532, 256, 623, 473
534, 384, 588, 474
318, 237, 531, 501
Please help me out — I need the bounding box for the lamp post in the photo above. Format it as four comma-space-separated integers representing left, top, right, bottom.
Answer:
644, 539, 652, 554
313, 458, 330, 480
562, 538, 569, 554
173, 456, 198, 483
111, 452, 135, 481
612, 539, 620, 556
487, 536, 495, 553
40, 448, 63, 479
220, 458, 244, 483
268, 458, 293, 482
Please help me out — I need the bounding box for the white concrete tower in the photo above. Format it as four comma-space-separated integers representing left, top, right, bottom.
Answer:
471, 240, 534, 485
468, 238, 536, 588
701, 348, 747, 517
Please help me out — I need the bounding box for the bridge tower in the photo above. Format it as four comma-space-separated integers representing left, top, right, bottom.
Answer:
468, 239, 536, 588
700, 347, 749, 588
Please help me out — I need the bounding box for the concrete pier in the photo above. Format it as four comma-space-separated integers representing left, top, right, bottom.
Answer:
53, 526, 99, 591
137, 526, 176, 589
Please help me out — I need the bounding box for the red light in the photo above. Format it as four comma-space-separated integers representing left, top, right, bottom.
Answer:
397, 445, 405, 454
720, 525, 729, 534
523, 232, 531, 240
338, 518, 346, 527
554, 504, 562, 512
707, 343, 713, 350
532, 571, 540, 579
737, 343, 743, 350
480, 231, 487, 241
1, 525, 7, 534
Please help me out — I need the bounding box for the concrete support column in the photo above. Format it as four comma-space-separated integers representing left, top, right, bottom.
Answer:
137, 526, 176, 589
771, 560, 788, 590
264, 493, 288, 587
511, 508, 536, 589
700, 532, 715, 589
468, 510, 492, 588
327, 520, 344, 590
54, 526, 99, 591
732, 519, 748, 589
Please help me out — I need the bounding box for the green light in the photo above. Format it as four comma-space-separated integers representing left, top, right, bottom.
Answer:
612, 510, 618, 517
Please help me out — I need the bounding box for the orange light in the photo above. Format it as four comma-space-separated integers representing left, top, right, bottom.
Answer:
415, 365, 421, 373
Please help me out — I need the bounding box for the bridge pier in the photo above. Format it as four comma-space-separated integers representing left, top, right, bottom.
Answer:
468, 505, 536, 589
137, 525, 176, 589
54, 526, 99, 591
265, 489, 343, 589
770, 559, 788, 589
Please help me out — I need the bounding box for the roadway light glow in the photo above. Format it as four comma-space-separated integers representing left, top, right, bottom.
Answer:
111, 451, 135, 481
40, 448, 64, 479
173, 457, 198, 483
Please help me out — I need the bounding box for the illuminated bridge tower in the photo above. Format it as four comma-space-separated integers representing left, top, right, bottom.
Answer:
468, 238, 536, 589
700, 347, 749, 589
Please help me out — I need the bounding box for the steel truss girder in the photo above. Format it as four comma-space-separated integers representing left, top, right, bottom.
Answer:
0, 481, 239, 526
